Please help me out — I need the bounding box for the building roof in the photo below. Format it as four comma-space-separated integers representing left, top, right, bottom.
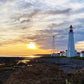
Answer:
81, 51, 84, 53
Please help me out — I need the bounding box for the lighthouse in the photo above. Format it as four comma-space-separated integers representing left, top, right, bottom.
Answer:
67, 25, 75, 57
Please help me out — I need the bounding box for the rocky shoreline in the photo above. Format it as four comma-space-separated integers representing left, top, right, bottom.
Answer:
5, 63, 66, 84
0, 57, 84, 84
40, 58, 84, 73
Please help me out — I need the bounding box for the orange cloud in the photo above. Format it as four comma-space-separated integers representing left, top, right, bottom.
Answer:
75, 41, 84, 51
0, 43, 51, 55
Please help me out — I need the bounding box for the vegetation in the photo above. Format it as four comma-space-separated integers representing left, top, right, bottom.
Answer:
41, 55, 84, 60
70, 56, 84, 60
41, 55, 66, 58
0, 57, 24, 71
66, 68, 82, 84
0, 56, 84, 84
0, 67, 14, 71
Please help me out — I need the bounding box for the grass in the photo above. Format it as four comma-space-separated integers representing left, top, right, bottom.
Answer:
70, 56, 84, 60
41, 55, 84, 60
0, 63, 16, 71
0, 66, 14, 71
41, 55, 66, 58
67, 67, 82, 84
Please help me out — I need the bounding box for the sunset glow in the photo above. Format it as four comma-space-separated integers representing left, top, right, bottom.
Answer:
0, 0, 84, 55
28, 43, 36, 49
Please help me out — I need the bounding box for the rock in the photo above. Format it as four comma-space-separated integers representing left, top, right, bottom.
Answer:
67, 68, 84, 84
5, 63, 66, 84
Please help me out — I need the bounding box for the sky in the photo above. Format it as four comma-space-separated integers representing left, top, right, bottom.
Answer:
0, 0, 84, 55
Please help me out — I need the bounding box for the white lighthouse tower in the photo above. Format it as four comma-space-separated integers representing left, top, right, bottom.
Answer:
67, 25, 75, 57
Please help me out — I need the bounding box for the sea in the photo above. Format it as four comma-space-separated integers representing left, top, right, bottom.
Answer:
0, 55, 42, 65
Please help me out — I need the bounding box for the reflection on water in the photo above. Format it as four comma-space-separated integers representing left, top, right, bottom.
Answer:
30, 56, 34, 58
18, 55, 41, 64
17, 60, 30, 64
27, 65, 32, 67
25, 55, 42, 58
0, 55, 42, 69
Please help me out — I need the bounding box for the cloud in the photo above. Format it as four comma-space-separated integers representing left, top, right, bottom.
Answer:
0, 28, 67, 50
39, 0, 70, 8
0, 0, 84, 52
13, 8, 72, 25
45, 8, 72, 15
75, 41, 84, 51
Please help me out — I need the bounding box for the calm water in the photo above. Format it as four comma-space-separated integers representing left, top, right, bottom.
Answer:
18, 55, 42, 64
0, 55, 42, 65
0, 55, 42, 58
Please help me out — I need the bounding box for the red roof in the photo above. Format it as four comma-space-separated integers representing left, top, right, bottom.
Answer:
69, 25, 73, 32
70, 25, 73, 28
70, 30, 73, 32
81, 51, 84, 53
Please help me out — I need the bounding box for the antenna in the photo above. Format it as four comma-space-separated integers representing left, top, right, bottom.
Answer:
51, 27, 57, 56
52, 35, 55, 54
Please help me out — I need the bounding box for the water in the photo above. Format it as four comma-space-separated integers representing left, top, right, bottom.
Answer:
18, 55, 42, 64
24, 55, 42, 58
0, 55, 42, 58
0, 55, 42, 66
17, 60, 30, 64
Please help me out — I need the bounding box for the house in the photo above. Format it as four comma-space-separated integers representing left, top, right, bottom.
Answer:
80, 51, 84, 57
60, 51, 65, 56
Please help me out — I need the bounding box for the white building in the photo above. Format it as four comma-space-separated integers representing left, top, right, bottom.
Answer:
51, 53, 57, 56
75, 50, 78, 56
80, 51, 84, 57
67, 25, 75, 57
65, 50, 68, 56
60, 51, 65, 56
74, 50, 80, 56
77, 52, 80, 56
51, 53, 60, 56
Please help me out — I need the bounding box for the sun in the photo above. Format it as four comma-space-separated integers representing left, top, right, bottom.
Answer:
28, 43, 36, 49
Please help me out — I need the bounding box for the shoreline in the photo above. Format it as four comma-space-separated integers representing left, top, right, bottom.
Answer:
0, 57, 84, 84
33, 57, 84, 73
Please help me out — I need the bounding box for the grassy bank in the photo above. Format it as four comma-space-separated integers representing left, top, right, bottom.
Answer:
41, 55, 84, 60
41, 55, 66, 58
70, 56, 84, 60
